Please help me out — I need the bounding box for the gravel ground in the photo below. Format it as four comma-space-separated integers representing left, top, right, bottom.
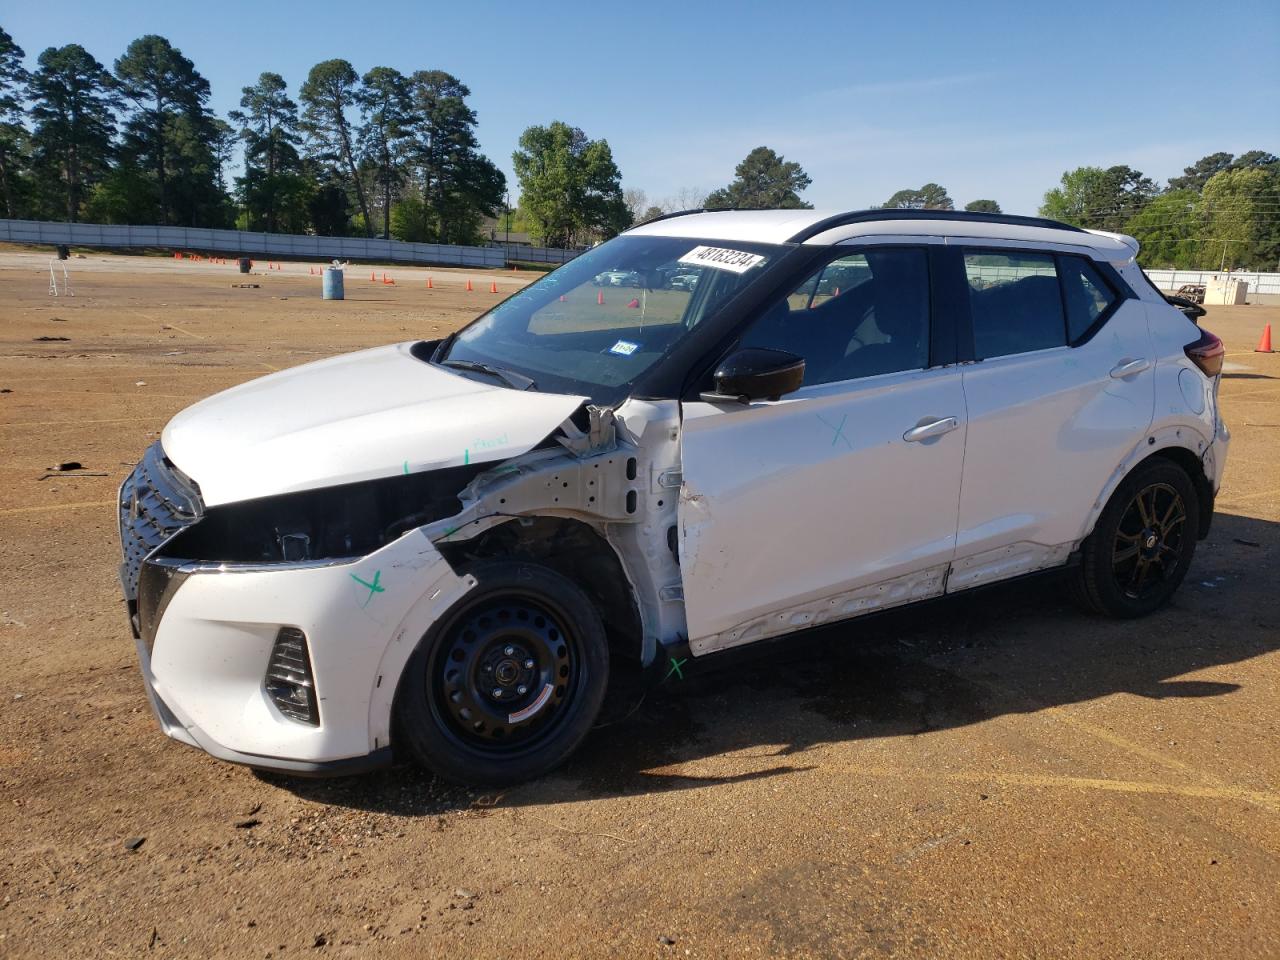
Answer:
1, 251, 1277, 958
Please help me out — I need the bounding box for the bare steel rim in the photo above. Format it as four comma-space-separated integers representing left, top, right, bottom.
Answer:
1112, 481, 1188, 600
425, 590, 584, 755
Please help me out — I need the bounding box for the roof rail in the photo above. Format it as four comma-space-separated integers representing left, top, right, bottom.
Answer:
788, 208, 1085, 242
633, 207, 708, 226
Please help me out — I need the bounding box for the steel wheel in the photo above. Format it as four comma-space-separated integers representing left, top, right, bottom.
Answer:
1111, 481, 1188, 601
428, 594, 580, 752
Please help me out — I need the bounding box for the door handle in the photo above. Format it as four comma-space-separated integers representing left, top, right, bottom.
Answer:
903, 416, 959, 443
1109, 358, 1150, 379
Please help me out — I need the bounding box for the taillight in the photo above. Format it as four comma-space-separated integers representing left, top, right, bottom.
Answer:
1184, 328, 1224, 378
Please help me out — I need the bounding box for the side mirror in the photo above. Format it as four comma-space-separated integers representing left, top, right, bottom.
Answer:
700, 348, 805, 404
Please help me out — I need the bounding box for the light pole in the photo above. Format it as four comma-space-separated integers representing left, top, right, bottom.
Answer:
504, 190, 511, 265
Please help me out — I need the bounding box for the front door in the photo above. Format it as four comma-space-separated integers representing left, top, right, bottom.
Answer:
677, 245, 968, 655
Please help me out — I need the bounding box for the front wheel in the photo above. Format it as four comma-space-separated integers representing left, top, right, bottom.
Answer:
1071, 459, 1200, 618
395, 560, 609, 786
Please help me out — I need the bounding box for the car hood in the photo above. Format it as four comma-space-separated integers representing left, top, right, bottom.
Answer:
161, 341, 586, 507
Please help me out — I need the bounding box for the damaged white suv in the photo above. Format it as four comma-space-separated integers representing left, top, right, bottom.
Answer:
119, 209, 1229, 785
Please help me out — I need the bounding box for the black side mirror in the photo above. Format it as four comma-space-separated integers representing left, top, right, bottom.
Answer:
700, 348, 805, 403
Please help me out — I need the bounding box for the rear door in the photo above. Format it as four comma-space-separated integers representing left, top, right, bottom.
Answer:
950, 245, 1155, 591
677, 244, 968, 655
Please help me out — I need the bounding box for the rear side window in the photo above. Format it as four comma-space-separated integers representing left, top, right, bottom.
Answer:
963, 252, 1064, 359
1059, 256, 1119, 341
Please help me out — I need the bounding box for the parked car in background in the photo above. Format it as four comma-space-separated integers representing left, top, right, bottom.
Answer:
119, 208, 1228, 786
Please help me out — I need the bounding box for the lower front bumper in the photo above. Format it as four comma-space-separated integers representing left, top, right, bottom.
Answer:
135, 635, 393, 777
132, 526, 477, 775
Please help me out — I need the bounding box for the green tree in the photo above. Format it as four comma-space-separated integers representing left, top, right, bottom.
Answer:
512, 121, 629, 247
1201, 166, 1280, 271
114, 35, 224, 225
230, 72, 305, 232
1123, 190, 1204, 268
964, 199, 1001, 214
300, 59, 371, 237
704, 146, 811, 209
1039, 165, 1156, 232
640, 204, 665, 223
885, 183, 953, 210
1167, 150, 1278, 193
28, 44, 117, 221
1167, 152, 1235, 193
0, 27, 31, 218
358, 66, 412, 239
405, 71, 503, 244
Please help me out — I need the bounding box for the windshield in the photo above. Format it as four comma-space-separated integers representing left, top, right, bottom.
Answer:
436, 235, 786, 401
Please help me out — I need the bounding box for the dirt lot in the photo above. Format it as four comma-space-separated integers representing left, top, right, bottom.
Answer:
1, 251, 1277, 958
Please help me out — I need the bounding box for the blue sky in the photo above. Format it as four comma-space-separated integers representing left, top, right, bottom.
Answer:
7, 0, 1279, 215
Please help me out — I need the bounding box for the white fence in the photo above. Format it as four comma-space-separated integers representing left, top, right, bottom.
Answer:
1145, 269, 1280, 298
0, 219, 505, 268
493, 242, 585, 265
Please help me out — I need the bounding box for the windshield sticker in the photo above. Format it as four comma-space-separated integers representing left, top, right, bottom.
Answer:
678, 245, 766, 274
609, 339, 640, 357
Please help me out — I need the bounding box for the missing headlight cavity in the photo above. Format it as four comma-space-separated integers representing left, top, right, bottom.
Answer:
163, 463, 487, 564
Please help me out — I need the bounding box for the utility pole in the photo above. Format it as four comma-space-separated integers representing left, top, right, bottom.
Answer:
504, 189, 511, 265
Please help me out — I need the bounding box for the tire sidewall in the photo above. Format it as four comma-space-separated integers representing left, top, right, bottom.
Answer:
395, 559, 609, 786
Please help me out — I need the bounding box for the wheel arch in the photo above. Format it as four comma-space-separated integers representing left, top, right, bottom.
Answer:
434, 516, 644, 662
1081, 431, 1215, 547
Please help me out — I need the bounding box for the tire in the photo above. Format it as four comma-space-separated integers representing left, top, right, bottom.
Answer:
1071, 458, 1200, 618
395, 560, 609, 786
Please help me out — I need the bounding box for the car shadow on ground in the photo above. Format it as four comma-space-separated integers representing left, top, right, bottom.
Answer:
266, 513, 1278, 816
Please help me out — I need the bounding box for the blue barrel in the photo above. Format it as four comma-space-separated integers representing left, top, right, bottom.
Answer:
322, 267, 344, 300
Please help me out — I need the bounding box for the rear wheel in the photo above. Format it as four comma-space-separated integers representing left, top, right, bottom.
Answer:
395, 560, 608, 786
1072, 459, 1200, 618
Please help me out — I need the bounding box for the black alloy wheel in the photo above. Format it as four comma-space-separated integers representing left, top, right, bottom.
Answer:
1071, 458, 1200, 618
1111, 481, 1187, 601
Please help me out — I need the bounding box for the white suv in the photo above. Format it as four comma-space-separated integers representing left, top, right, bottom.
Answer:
119, 209, 1229, 785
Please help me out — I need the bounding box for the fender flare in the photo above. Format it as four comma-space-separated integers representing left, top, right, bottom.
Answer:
1075, 423, 1215, 548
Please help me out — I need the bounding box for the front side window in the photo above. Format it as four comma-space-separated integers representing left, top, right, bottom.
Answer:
739, 247, 931, 386
439, 236, 786, 402
964, 251, 1064, 359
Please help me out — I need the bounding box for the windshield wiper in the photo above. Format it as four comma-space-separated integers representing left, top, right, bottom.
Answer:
438, 358, 536, 391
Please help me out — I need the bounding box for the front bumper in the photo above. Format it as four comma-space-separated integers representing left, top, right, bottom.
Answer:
131, 528, 476, 775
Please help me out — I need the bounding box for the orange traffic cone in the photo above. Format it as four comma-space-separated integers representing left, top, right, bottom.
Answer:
466, 279, 474, 292
174, 252, 182, 259
426, 276, 433, 289
370, 271, 376, 282
626, 297, 640, 308
382, 272, 388, 283
383, 275, 395, 285
1257, 323, 1274, 353
490, 280, 498, 293
597, 290, 605, 306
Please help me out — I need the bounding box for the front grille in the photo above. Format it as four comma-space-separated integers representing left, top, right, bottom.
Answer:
265, 627, 320, 725
119, 442, 203, 602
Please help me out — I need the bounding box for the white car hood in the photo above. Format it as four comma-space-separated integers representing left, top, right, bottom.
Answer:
162, 342, 586, 507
